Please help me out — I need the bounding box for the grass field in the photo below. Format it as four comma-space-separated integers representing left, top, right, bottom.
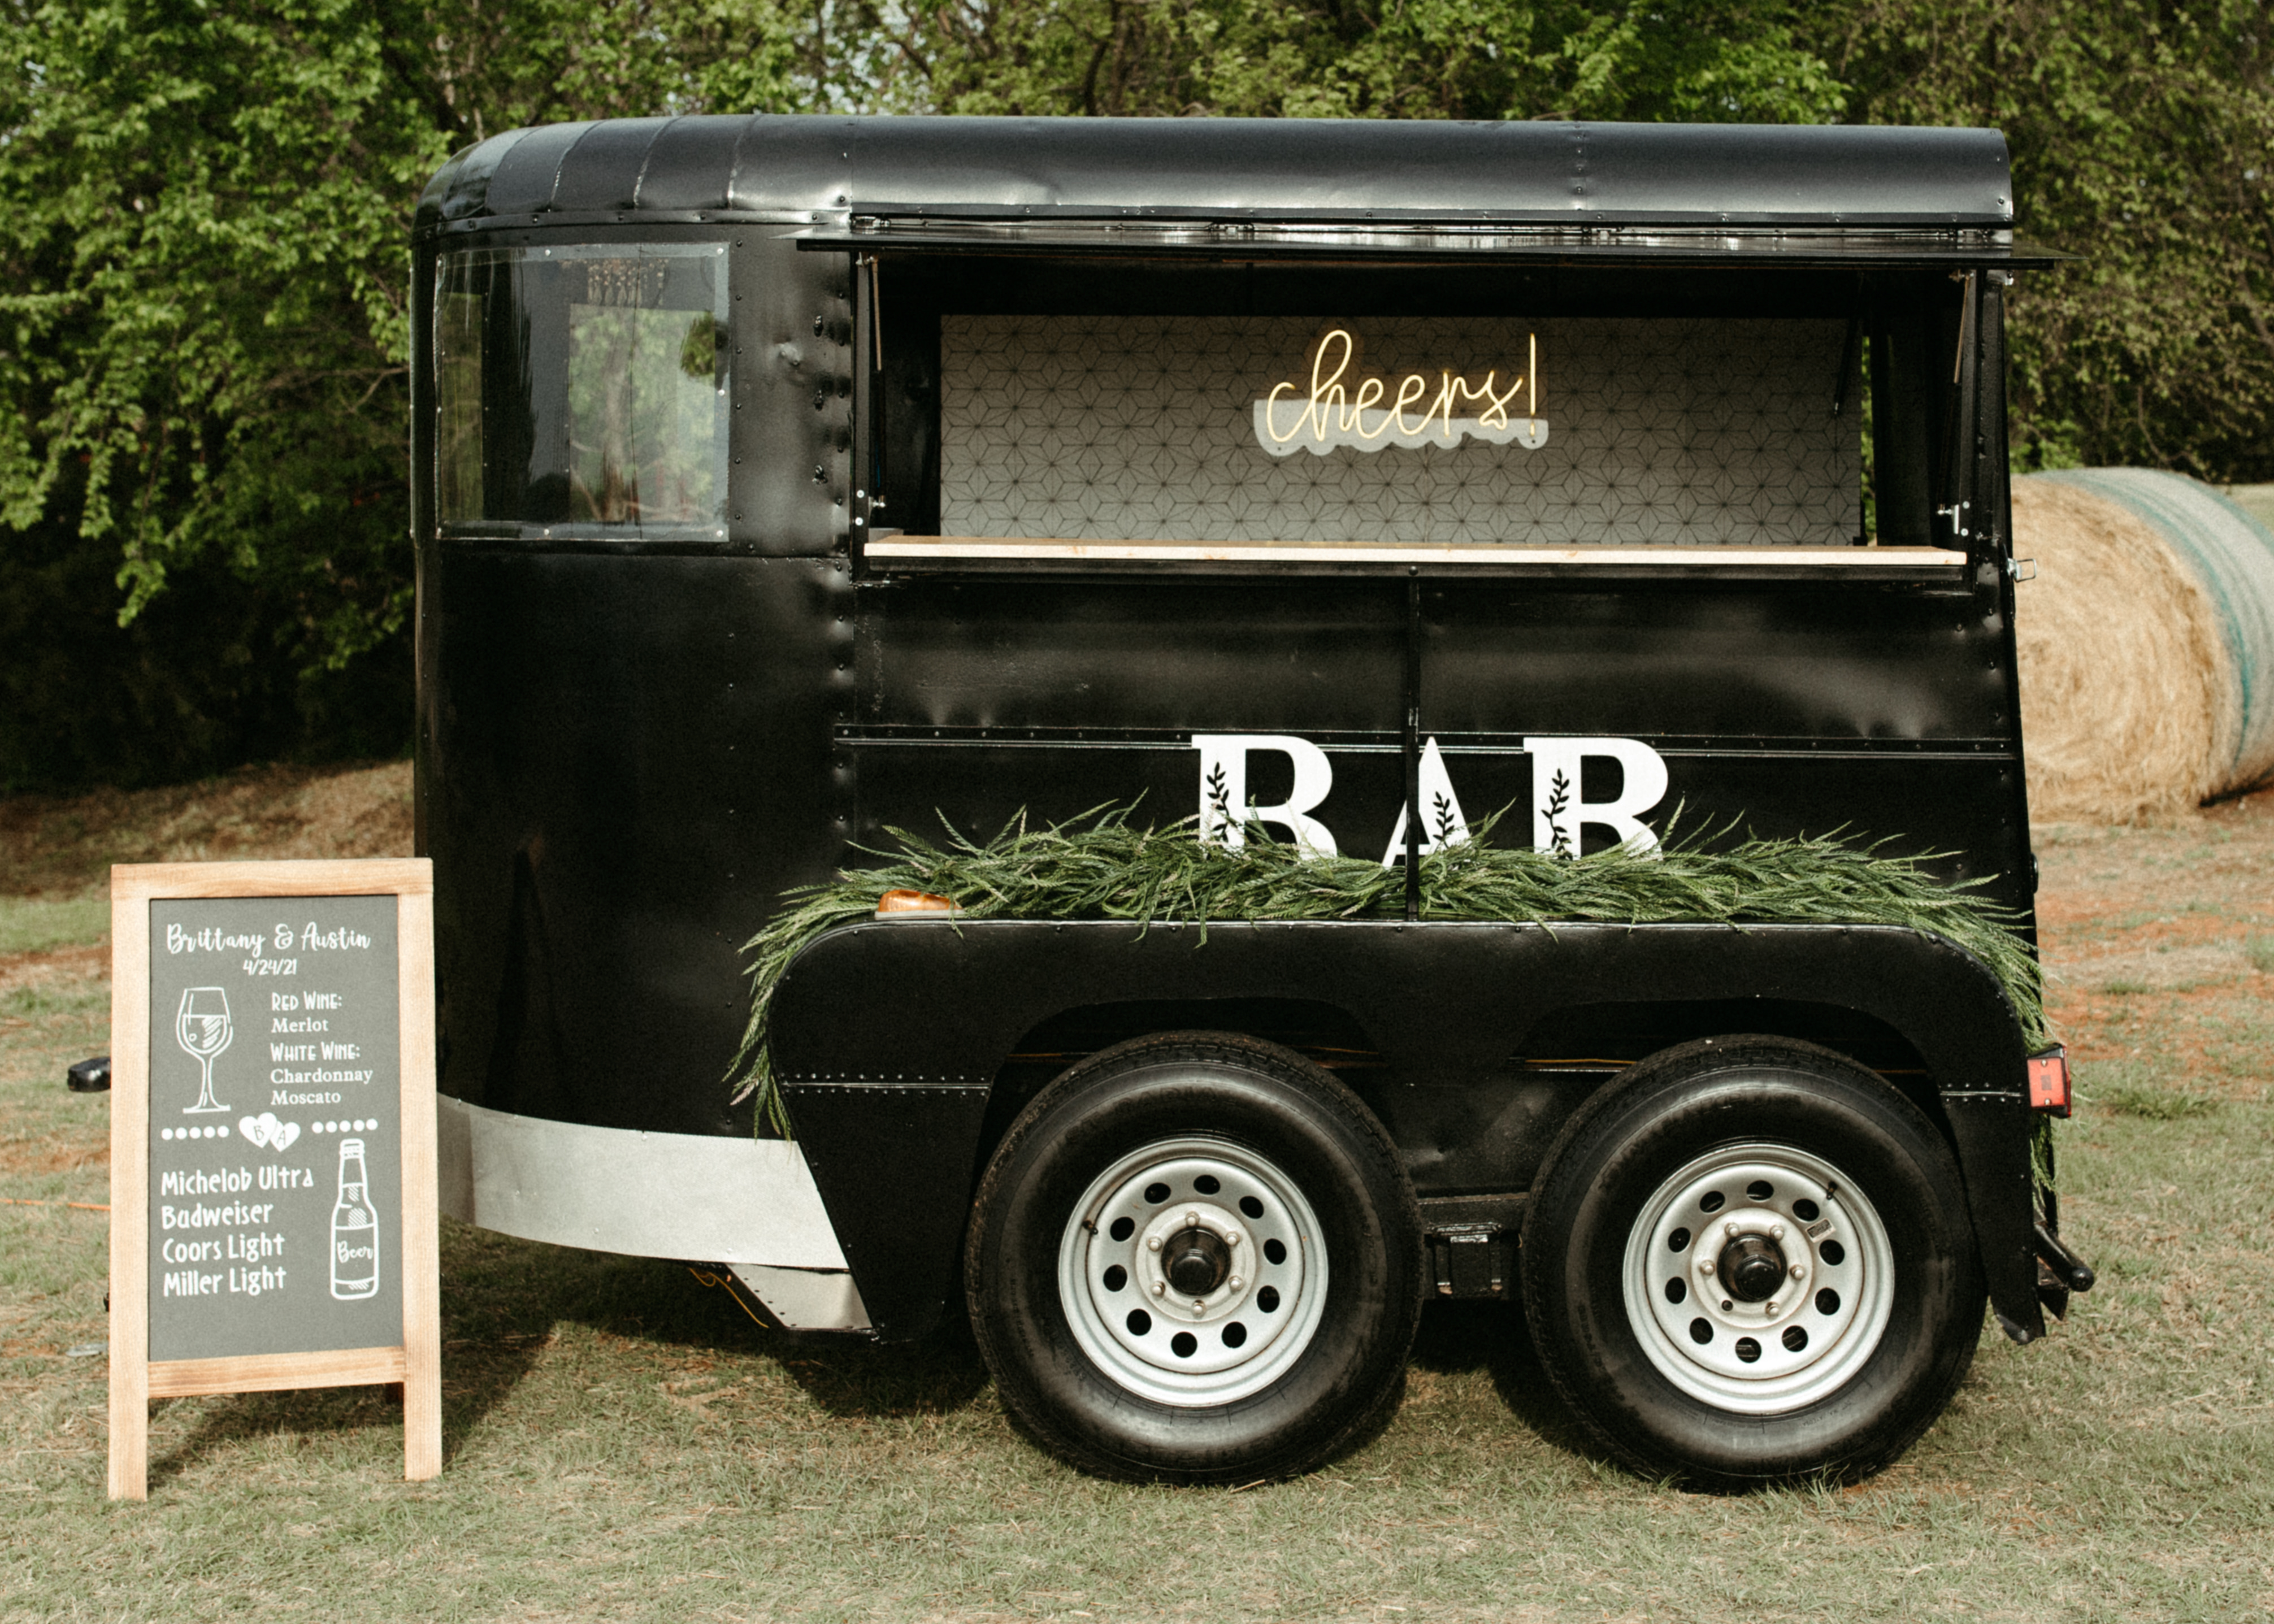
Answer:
2, 763, 2271, 1622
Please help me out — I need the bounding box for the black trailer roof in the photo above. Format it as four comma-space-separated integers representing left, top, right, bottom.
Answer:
416, 115, 2047, 264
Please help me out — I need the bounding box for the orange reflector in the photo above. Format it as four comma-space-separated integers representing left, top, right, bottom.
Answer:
2026, 1046, 2070, 1116
876, 888, 957, 917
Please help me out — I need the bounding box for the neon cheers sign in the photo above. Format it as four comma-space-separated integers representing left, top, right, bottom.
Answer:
1252, 327, 1547, 457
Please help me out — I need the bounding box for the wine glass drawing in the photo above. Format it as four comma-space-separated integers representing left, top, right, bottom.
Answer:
176, 988, 232, 1114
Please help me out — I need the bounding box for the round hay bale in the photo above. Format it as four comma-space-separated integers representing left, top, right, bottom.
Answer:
2013, 470, 2274, 820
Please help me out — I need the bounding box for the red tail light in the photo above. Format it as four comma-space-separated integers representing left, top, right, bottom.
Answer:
2026, 1046, 2070, 1116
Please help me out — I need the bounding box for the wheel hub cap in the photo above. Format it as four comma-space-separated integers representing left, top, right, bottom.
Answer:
1164, 1223, 1232, 1296
1718, 1232, 1788, 1302
1057, 1136, 1327, 1407
1622, 1145, 1896, 1416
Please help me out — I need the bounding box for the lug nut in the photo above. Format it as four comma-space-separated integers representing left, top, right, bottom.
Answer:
1147, 1236, 1161, 1251
1770, 1223, 1786, 1241
1699, 1258, 1716, 1275
1790, 1262, 1805, 1278
1192, 1299, 1205, 1312
1186, 1211, 1200, 1226
1724, 1222, 1739, 1239
1229, 1276, 1242, 1291
1225, 1233, 1239, 1247
1152, 1280, 1165, 1296
1765, 1300, 1781, 1318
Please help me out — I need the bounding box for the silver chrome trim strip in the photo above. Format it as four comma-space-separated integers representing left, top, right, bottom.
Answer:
870, 538, 1969, 569
436, 1096, 847, 1270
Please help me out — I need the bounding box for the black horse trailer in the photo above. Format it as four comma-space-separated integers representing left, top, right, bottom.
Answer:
414, 115, 2089, 1487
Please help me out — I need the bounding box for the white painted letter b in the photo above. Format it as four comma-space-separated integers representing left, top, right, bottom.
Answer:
1523, 737, 1669, 856
1193, 735, 1339, 857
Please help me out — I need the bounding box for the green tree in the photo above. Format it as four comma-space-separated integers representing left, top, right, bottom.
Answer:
0, 0, 810, 788
841, 0, 1845, 121
1817, 0, 2274, 480
0, 1, 443, 784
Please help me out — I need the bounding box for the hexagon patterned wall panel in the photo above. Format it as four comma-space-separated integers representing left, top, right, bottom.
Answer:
939, 315, 1860, 546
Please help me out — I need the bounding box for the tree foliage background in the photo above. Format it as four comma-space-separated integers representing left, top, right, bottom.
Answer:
0, 0, 2266, 789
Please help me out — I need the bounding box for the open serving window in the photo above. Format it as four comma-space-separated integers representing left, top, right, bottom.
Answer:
843, 248, 1989, 578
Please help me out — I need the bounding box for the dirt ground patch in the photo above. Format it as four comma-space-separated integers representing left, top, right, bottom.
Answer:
2035, 784, 2274, 1104
2034, 783, 2274, 921
0, 1129, 106, 1178
2056, 942, 2256, 992
0, 942, 109, 1001
0, 758, 413, 898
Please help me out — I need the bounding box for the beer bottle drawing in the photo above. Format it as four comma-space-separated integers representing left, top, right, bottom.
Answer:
331, 1138, 381, 1301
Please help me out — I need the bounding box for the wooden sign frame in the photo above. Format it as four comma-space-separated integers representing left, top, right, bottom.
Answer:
109, 859, 440, 1499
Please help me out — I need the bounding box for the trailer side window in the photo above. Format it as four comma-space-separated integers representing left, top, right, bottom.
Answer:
435, 244, 729, 539
931, 315, 1863, 549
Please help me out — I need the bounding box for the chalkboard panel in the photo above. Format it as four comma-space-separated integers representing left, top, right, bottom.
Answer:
146, 896, 405, 1361
110, 859, 440, 1499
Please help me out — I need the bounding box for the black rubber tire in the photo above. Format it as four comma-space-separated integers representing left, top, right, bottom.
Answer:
965, 1031, 1422, 1483
1521, 1036, 1985, 1489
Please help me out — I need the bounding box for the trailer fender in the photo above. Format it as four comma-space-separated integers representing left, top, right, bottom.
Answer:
770, 918, 2038, 1344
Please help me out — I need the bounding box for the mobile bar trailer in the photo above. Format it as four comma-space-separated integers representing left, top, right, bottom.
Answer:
414, 115, 2092, 1487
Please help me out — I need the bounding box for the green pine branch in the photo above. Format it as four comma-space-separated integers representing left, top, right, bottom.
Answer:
727, 806, 2046, 1139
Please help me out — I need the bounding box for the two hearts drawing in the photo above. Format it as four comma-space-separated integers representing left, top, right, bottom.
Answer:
237, 1112, 301, 1152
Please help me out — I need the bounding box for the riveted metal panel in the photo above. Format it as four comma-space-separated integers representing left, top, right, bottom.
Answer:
860, 576, 1405, 735
774, 1082, 991, 1340
843, 116, 1574, 219
550, 118, 676, 212
637, 116, 748, 211
734, 235, 854, 555
1422, 583, 2005, 741
1574, 122, 2010, 223
484, 121, 596, 216
419, 129, 532, 228
420, 551, 852, 1137
730, 116, 855, 216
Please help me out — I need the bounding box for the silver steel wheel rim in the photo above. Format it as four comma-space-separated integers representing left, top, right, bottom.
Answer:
1622, 1142, 1896, 1416
1057, 1134, 1327, 1407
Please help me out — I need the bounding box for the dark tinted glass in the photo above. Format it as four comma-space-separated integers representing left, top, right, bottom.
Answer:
436, 244, 729, 537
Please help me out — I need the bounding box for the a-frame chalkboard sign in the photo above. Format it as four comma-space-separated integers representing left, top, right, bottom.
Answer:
109, 860, 441, 1498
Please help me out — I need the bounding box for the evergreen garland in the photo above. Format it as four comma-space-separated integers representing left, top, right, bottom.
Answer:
730, 807, 2046, 1139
